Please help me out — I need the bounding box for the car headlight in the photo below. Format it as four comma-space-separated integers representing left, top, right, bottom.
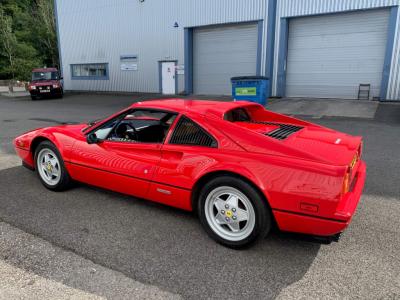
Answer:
29, 85, 36, 90
53, 84, 59, 88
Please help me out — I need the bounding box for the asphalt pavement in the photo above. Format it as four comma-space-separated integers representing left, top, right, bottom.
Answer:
0, 93, 399, 299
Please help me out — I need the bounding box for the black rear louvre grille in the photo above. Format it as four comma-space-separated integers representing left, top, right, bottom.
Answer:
170, 116, 217, 147
245, 121, 303, 140
265, 124, 303, 140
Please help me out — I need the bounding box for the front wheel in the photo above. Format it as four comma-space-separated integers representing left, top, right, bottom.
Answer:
34, 141, 72, 191
198, 176, 271, 249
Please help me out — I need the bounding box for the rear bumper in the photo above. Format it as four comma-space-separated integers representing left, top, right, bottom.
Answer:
273, 161, 366, 237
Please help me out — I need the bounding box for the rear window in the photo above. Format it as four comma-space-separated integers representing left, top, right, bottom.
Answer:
224, 108, 251, 122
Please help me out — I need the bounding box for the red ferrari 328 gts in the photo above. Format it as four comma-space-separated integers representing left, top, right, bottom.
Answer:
14, 100, 366, 248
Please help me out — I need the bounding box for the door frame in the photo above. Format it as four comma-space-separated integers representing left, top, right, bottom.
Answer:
158, 60, 178, 94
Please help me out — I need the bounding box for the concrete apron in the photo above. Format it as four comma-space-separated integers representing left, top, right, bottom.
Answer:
0, 152, 181, 299
268, 98, 379, 119
0, 152, 20, 171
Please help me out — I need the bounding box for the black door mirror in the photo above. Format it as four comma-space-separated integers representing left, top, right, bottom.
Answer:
86, 133, 100, 144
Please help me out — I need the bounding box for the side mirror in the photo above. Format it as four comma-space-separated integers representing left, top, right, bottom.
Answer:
86, 133, 100, 144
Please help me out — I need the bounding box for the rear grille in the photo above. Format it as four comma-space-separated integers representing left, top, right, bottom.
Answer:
246, 121, 303, 140
265, 124, 303, 140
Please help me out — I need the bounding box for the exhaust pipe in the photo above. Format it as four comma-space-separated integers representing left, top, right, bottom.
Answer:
313, 232, 342, 244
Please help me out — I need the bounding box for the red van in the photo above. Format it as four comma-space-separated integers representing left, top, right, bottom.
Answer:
28, 68, 63, 100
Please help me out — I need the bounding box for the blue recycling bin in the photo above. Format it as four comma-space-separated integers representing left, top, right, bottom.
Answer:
231, 76, 270, 105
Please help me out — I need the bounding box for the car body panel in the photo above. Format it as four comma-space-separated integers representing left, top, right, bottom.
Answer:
14, 99, 366, 238
68, 139, 162, 199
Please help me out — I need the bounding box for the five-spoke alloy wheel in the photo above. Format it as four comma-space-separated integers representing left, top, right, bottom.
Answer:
205, 186, 255, 242
198, 176, 271, 248
34, 141, 71, 191
37, 148, 61, 186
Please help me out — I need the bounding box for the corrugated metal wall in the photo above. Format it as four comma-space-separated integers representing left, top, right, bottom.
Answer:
57, 0, 400, 100
273, 0, 400, 100
56, 0, 269, 93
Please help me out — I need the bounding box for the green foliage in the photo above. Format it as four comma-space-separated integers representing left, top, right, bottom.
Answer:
0, 0, 58, 81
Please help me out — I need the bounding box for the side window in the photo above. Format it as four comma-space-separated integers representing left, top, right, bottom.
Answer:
169, 116, 217, 148
93, 118, 120, 140
106, 109, 176, 144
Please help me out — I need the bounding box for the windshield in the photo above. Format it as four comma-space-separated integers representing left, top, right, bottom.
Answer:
32, 71, 59, 81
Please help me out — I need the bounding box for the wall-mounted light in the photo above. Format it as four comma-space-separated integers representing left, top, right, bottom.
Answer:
173, 22, 179, 28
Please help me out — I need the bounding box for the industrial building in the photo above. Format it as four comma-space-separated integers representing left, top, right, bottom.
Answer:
55, 0, 400, 101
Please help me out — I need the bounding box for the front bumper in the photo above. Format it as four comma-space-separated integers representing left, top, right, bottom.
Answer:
30, 87, 62, 97
14, 146, 34, 169
273, 161, 367, 237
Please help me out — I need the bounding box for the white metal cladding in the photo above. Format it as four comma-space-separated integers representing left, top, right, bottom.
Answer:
55, 0, 269, 94
286, 9, 390, 99
273, 0, 400, 100
193, 23, 258, 95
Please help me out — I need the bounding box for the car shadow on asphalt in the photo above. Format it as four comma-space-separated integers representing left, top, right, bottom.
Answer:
0, 166, 321, 299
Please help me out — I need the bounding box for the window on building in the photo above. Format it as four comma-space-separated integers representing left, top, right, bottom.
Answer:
71, 63, 108, 79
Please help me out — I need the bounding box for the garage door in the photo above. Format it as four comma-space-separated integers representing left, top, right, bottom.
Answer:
193, 23, 258, 95
286, 9, 390, 99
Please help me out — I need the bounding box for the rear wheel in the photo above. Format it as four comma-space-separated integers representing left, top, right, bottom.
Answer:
198, 176, 271, 248
34, 141, 71, 191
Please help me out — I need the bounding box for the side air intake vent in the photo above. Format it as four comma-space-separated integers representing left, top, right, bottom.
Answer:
170, 116, 217, 147
247, 121, 303, 140
265, 123, 303, 140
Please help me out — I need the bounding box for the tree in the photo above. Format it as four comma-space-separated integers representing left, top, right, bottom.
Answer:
0, 0, 59, 81
0, 7, 17, 80
35, 0, 58, 68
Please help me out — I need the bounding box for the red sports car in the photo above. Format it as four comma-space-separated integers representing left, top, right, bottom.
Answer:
14, 100, 366, 248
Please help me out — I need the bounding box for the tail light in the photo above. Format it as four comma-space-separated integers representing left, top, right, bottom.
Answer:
342, 167, 352, 195
342, 142, 362, 196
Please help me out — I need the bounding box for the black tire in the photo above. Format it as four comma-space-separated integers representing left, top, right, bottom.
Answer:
197, 176, 271, 249
31, 95, 37, 100
34, 141, 72, 191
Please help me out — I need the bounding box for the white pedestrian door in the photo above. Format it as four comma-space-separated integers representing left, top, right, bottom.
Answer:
161, 62, 176, 94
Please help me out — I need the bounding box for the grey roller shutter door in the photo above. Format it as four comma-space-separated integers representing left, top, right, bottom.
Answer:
193, 23, 258, 95
286, 9, 390, 99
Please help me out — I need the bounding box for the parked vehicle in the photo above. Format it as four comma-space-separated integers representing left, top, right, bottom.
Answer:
28, 68, 63, 100
13, 100, 366, 248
